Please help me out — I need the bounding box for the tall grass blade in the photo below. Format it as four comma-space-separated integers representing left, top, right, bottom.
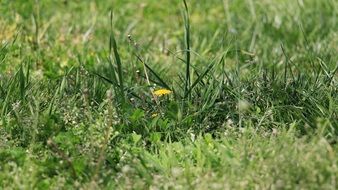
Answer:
281, 44, 295, 86
134, 53, 171, 90
93, 72, 152, 105
186, 56, 223, 97
18, 64, 26, 100
183, 0, 191, 98
109, 10, 125, 104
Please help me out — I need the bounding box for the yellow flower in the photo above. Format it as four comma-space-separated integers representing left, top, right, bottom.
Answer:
153, 89, 172, 97
151, 113, 158, 118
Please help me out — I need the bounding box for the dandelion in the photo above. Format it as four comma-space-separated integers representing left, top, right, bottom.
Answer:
151, 113, 158, 118
153, 89, 172, 97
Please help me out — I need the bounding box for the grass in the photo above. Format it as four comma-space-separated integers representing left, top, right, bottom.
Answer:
0, 0, 337, 189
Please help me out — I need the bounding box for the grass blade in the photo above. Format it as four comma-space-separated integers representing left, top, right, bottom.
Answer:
134, 53, 171, 90
109, 10, 125, 104
186, 56, 223, 97
183, 0, 191, 98
18, 64, 26, 100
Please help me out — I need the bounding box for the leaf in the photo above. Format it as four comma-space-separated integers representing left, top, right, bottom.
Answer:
132, 132, 142, 144
130, 108, 145, 122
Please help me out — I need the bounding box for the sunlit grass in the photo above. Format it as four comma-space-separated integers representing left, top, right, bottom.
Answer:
0, 0, 337, 189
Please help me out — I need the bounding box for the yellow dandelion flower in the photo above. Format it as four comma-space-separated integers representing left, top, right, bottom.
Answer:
153, 89, 172, 97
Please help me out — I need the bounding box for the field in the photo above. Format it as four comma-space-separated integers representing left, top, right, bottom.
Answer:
0, 0, 337, 189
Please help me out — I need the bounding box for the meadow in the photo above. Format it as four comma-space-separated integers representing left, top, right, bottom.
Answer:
0, 0, 337, 189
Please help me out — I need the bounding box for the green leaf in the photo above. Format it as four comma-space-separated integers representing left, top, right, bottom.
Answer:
130, 108, 145, 123
132, 132, 142, 144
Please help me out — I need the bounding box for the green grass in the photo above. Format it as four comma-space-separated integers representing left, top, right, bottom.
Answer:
0, 0, 337, 189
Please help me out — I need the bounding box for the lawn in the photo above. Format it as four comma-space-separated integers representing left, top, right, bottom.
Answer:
0, 0, 337, 189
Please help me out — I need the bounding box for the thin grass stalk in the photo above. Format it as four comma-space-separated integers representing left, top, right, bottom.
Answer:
183, 0, 191, 99
109, 11, 125, 104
